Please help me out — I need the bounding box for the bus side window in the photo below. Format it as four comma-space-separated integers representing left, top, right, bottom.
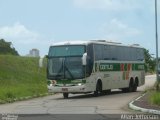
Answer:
136, 48, 143, 61
103, 45, 111, 60
112, 58, 117, 60
104, 58, 110, 60
94, 44, 103, 60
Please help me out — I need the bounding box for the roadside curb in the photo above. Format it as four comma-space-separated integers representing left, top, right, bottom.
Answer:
129, 93, 160, 115
0, 93, 54, 104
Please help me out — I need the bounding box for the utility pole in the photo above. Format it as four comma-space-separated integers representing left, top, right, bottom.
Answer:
155, 0, 159, 91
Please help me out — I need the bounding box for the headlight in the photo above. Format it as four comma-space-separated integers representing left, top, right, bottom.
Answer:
78, 83, 82, 86
51, 80, 57, 85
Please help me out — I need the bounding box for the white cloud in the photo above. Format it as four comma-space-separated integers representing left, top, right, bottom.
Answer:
0, 22, 40, 44
0, 23, 52, 56
99, 18, 142, 41
73, 0, 144, 11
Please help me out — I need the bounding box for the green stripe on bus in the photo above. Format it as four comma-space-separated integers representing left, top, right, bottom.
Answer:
56, 79, 86, 84
132, 63, 145, 71
95, 63, 144, 72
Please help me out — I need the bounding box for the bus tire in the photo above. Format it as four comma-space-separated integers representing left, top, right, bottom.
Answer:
93, 80, 102, 97
133, 78, 138, 92
128, 78, 134, 92
122, 78, 134, 92
63, 93, 69, 99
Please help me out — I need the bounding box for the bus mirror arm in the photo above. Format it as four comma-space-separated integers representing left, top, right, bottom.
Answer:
82, 53, 87, 66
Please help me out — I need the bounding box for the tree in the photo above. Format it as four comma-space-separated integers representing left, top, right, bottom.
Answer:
0, 39, 19, 55
144, 48, 156, 72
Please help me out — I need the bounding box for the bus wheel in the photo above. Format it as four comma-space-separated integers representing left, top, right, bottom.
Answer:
122, 79, 134, 92
128, 79, 134, 92
93, 81, 102, 97
133, 84, 137, 92
63, 93, 69, 99
133, 78, 138, 92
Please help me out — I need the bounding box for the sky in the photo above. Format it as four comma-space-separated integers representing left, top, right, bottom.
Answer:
0, 0, 160, 57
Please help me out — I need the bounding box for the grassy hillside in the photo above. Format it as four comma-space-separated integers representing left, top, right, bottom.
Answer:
150, 91, 160, 106
0, 55, 47, 103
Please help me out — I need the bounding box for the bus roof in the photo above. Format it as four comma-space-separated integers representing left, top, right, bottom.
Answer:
51, 40, 143, 48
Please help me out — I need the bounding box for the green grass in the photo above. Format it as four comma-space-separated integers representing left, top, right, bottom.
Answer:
150, 91, 160, 106
149, 91, 160, 106
149, 82, 160, 106
0, 55, 48, 103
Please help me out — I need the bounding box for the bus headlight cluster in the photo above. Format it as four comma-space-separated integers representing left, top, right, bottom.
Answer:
51, 80, 57, 85
78, 83, 82, 86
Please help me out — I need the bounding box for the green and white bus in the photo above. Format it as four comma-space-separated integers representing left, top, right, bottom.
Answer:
47, 40, 145, 98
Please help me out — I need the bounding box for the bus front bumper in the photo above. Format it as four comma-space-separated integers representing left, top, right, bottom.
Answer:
47, 84, 89, 93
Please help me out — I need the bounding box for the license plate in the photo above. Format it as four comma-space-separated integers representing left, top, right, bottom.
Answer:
62, 88, 68, 92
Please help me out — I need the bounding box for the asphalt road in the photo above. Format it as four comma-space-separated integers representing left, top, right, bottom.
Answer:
0, 75, 156, 120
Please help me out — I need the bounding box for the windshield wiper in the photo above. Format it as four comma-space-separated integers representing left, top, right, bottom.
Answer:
51, 60, 64, 78
64, 65, 74, 79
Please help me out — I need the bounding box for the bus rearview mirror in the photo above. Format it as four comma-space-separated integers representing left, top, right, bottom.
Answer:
82, 53, 87, 65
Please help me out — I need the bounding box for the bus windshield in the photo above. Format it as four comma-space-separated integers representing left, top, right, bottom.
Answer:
48, 45, 85, 57
47, 45, 86, 80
